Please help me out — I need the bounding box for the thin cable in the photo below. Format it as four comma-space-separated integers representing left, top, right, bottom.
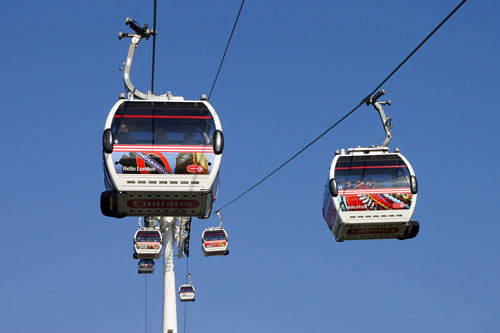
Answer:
216, 102, 364, 212
183, 300, 187, 333
208, 0, 245, 101
183, 257, 189, 333
215, 0, 467, 213
144, 275, 147, 333
369, 0, 467, 97
151, 0, 158, 93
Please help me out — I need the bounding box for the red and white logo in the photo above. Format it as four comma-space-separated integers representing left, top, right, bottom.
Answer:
392, 202, 405, 209
187, 165, 205, 173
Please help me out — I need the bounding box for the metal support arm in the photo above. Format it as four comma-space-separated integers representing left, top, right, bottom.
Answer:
122, 35, 150, 100
119, 17, 178, 101
364, 89, 392, 147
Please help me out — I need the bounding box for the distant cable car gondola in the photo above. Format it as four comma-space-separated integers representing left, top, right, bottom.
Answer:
202, 228, 229, 256
179, 274, 195, 302
322, 90, 419, 241
178, 285, 195, 302
100, 18, 223, 219
133, 229, 162, 259
201, 211, 229, 256
138, 259, 155, 274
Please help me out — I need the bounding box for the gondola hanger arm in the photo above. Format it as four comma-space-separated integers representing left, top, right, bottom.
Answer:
363, 89, 392, 147
118, 17, 178, 101
216, 211, 223, 228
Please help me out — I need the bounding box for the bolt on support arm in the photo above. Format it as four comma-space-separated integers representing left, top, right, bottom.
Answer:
363, 89, 392, 147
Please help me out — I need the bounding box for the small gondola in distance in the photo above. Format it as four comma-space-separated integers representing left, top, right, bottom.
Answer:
201, 227, 229, 257
178, 284, 195, 302
133, 229, 162, 259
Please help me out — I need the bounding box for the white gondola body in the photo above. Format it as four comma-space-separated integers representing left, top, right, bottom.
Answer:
134, 229, 163, 259
102, 99, 222, 218
178, 284, 195, 302
323, 147, 418, 241
201, 228, 229, 256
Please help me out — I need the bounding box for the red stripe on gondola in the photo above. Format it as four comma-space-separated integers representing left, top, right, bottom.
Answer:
114, 115, 212, 119
340, 188, 411, 195
115, 145, 213, 148
113, 145, 214, 153
335, 165, 407, 170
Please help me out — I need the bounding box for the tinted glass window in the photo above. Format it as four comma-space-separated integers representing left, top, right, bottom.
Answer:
136, 232, 161, 243
204, 231, 226, 241
335, 155, 410, 190
112, 101, 215, 145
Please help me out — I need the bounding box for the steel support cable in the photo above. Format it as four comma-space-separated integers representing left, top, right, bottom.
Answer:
183, 257, 189, 333
183, 300, 188, 333
368, 0, 467, 97
215, 0, 467, 213
208, 0, 246, 101
151, 0, 158, 93
144, 275, 148, 333
216, 102, 364, 212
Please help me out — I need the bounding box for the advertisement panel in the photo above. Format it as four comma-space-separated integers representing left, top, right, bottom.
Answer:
112, 145, 215, 175
337, 188, 413, 211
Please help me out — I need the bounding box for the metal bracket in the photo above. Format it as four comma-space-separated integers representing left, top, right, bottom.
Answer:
363, 89, 393, 147
118, 17, 180, 101
216, 211, 223, 228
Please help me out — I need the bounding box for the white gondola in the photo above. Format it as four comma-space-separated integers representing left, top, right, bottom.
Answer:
201, 211, 229, 256
133, 229, 162, 259
178, 285, 195, 302
100, 18, 223, 219
201, 228, 229, 256
322, 90, 419, 241
179, 274, 195, 302
138, 259, 155, 274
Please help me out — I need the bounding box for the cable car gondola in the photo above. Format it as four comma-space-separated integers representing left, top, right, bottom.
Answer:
201, 228, 229, 257
201, 211, 229, 256
138, 259, 155, 274
322, 90, 419, 241
179, 274, 195, 302
133, 229, 162, 259
178, 285, 195, 302
101, 98, 223, 219
100, 18, 223, 219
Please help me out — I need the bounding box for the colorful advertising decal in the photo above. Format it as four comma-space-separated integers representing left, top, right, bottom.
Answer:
204, 241, 227, 248
337, 188, 412, 211
112, 145, 215, 175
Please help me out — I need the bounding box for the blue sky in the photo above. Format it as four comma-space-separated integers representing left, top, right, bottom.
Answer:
2, 1, 499, 332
